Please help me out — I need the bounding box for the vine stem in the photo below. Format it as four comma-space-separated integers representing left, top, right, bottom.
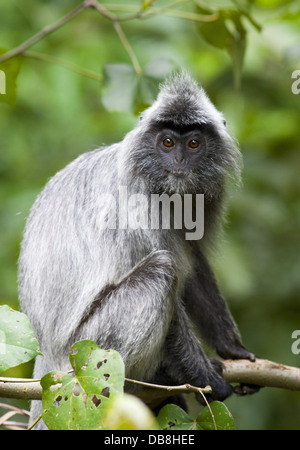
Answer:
27, 414, 42, 430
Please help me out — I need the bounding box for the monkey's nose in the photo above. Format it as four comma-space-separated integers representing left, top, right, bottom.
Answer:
174, 151, 185, 164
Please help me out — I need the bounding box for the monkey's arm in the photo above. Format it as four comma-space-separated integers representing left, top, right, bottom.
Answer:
183, 249, 255, 362
151, 301, 233, 403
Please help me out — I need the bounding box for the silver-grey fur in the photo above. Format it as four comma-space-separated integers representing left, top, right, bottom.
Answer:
19, 72, 255, 429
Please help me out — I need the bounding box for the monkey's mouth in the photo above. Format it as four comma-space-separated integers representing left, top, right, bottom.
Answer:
164, 168, 187, 177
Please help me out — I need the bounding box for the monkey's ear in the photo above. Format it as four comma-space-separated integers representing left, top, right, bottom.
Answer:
139, 115, 144, 121
222, 119, 227, 127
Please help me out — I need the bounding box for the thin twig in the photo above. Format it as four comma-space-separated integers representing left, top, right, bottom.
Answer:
0, 0, 217, 74
103, 3, 219, 22
197, 389, 217, 430
86, 0, 117, 21
125, 377, 212, 395
89, 1, 142, 75
0, 402, 30, 430
0, 410, 20, 426
0, 1, 88, 64
0, 402, 30, 416
1, 421, 28, 430
23, 50, 103, 82
112, 22, 142, 75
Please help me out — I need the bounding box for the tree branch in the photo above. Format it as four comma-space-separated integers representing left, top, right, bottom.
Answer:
0, 1, 88, 64
0, 0, 218, 70
1, 359, 299, 404
222, 358, 300, 391
0, 0, 142, 77
0, 378, 42, 400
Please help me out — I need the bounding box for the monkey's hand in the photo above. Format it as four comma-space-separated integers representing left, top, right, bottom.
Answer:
195, 359, 233, 405
210, 357, 261, 397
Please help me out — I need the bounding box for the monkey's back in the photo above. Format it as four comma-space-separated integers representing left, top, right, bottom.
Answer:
18, 145, 135, 358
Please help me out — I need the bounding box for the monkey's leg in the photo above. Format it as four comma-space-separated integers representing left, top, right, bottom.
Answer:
29, 250, 177, 429
183, 250, 255, 362
76, 250, 178, 382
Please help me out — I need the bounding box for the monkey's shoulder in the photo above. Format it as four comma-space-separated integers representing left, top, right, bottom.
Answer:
40, 144, 119, 194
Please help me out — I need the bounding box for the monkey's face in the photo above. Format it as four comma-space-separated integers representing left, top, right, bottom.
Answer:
129, 113, 240, 198
128, 73, 241, 196
132, 121, 228, 196
155, 126, 206, 176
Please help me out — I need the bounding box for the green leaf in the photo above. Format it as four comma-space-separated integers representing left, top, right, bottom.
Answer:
196, 9, 247, 87
102, 63, 138, 113
157, 404, 201, 430
197, 401, 235, 430
0, 305, 41, 374
41, 340, 125, 430
102, 59, 175, 114
157, 401, 235, 431
0, 48, 22, 106
199, 17, 232, 50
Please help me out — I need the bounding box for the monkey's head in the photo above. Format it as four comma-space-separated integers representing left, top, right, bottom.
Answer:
126, 72, 241, 198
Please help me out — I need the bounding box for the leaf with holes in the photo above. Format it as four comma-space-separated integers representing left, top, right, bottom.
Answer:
0, 305, 41, 374
41, 340, 125, 430
157, 404, 200, 430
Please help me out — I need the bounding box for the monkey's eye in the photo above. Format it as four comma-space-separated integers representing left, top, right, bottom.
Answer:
163, 137, 175, 148
188, 139, 200, 150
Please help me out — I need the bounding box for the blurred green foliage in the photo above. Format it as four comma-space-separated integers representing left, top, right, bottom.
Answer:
0, 0, 299, 430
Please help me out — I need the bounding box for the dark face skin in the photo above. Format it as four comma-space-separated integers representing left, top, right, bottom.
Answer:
155, 128, 206, 174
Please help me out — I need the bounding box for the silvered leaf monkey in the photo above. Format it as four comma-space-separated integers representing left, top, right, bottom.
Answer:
19, 72, 256, 428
